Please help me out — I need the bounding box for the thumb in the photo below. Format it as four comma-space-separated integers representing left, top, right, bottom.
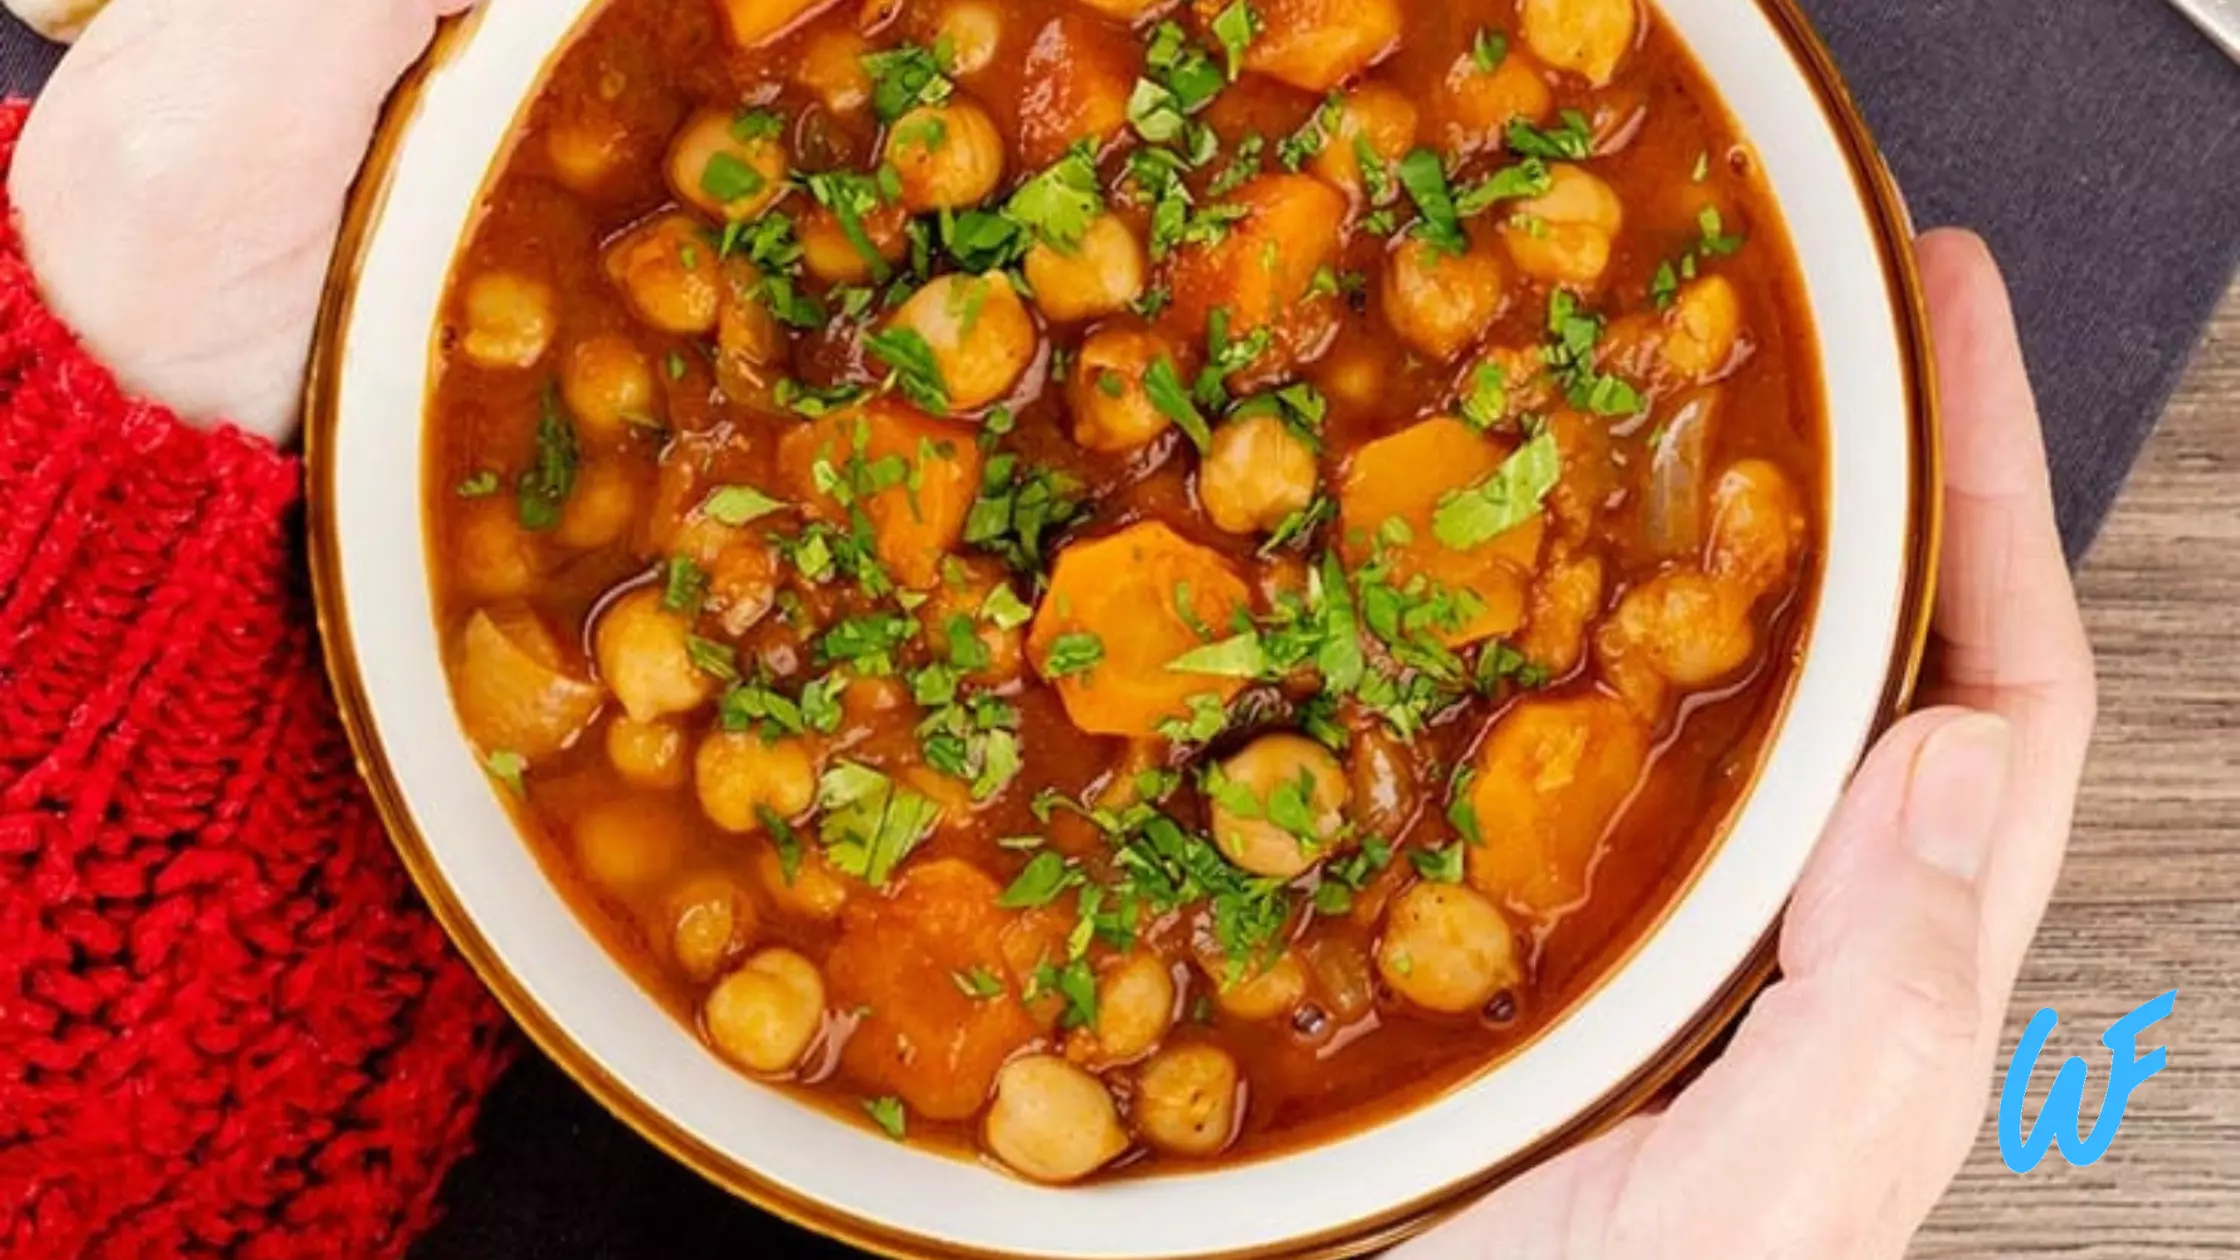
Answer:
1398, 708, 2014, 1260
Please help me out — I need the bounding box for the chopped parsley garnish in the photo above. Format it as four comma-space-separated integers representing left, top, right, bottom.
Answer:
951, 966, 1006, 999
686, 635, 741, 681
917, 690, 1022, 800
1210, 1, 1262, 80
1207, 132, 1266, 197
1127, 19, 1227, 148
1459, 360, 1510, 431
999, 851, 1085, 908
937, 208, 1027, 271
1167, 633, 1265, 679
1430, 429, 1561, 550
1232, 380, 1329, 439
665, 350, 689, 381
862, 325, 951, 414
818, 610, 917, 673
804, 170, 894, 284
863, 1095, 909, 1140
1005, 144, 1105, 252
1278, 92, 1345, 170
1142, 356, 1213, 451
1155, 692, 1231, 743
1543, 290, 1646, 416
1044, 631, 1106, 678
662, 555, 707, 613
730, 109, 785, 142
1697, 205, 1747, 256
1507, 110, 1595, 161
515, 386, 578, 532
1471, 28, 1509, 72
699, 151, 768, 205
964, 455, 1085, 577
1447, 767, 1484, 845
1455, 158, 1553, 214
978, 583, 1035, 630
700, 484, 788, 526
455, 470, 500, 498
861, 41, 955, 121
482, 748, 527, 795
1410, 843, 1467, 884
817, 761, 941, 887
1475, 640, 1551, 692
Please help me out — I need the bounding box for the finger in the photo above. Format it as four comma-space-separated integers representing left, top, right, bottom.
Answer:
1397, 709, 2012, 1260
1913, 227, 2097, 996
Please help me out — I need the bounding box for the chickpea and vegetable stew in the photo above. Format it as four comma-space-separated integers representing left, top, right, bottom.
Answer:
428, 0, 1821, 1184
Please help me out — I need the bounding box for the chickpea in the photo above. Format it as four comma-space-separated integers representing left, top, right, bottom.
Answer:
1069, 952, 1175, 1067
1210, 733, 1350, 879
605, 213, 722, 335
881, 272, 1037, 411
1382, 232, 1510, 362
884, 101, 1006, 212
452, 497, 538, 600
695, 732, 818, 833
1376, 882, 1521, 1014
555, 461, 640, 551
703, 947, 826, 1073
1522, 0, 1639, 87
669, 875, 758, 982
1066, 326, 1173, 451
796, 28, 872, 113
573, 796, 689, 895
1070, 0, 1162, 15
593, 586, 716, 722
1501, 164, 1624, 288
800, 202, 909, 284
561, 334, 660, 445
1022, 215, 1145, 324
665, 108, 788, 222
1315, 341, 1395, 411
1460, 345, 1558, 429
935, 0, 1003, 74
545, 104, 634, 194
718, 0, 831, 49
1660, 275, 1744, 382
1707, 458, 1807, 595
1134, 1042, 1241, 1156
1601, 570, 1754, 707
1516, 548, 1605, 677
757, 844, 851, 920
607, 715, 690, 790
982, 1055, 1130, 1183
1198, 416, 1319, 536
1209, 949, 1308, 1021
459, 271, 556, 370
1436, 48, 1553, 154
1309, 83, 1418, 203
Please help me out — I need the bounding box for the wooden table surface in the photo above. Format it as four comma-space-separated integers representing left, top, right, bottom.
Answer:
1911, 282, 2240, 1256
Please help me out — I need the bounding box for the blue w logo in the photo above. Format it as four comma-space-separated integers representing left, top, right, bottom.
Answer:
1999, 989, 2176, 1174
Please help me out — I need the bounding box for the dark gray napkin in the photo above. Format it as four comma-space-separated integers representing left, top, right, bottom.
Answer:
1, 1, 2232, 1256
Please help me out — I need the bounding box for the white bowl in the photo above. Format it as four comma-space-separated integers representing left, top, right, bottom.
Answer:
306, 2, 1938, 1256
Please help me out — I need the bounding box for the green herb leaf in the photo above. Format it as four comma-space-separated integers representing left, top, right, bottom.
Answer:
686, 635, 741, 681
1430, 430, 1561, 550
863, 1095, 909, 1139
817, 761, 941, 887
1155, 691, 1231, 743
1166, 632, 1265, 679
483, 748, 527, 795
1410, 843, 1466, 883
861, 43, 954, 121
699, 151, 768, 205
701, 484, 788, 526
999, 851, 1085, 908
1471, 27, 1508, 72
1397, 147, 1468, 255
1210, 1, 1261, 80
662, 555, 708, 613
455, 470, 500, 498
1006, 145, 1105, 252
951, 966, 1006, 999
1507, 110, 1595, 161
863, 325, 951, 415
1044, 631, 1105, 678
1142, 357, 1213, 451
978, 583, 1035, 630
516, 386, 579, 532
1454, 158, 1552, 215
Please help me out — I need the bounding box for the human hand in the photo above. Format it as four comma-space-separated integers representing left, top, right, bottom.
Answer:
9, 0, 472, 444
1399, 228, 2098, 1260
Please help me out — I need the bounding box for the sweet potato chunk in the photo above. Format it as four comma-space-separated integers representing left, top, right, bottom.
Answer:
1018, 13, 1134, 168
1337, 417, 1548, 645
718, 0, 840, 49
1465, 693, 1649, 917
825, 859, 1044, 1120
1216, 0, 1400, 91
1167, 174, 1345, 348
778, 399, 983, 589
1027, 522, 1254, 738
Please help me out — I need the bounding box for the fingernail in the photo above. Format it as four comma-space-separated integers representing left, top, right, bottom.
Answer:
1904, 712, 2012, 883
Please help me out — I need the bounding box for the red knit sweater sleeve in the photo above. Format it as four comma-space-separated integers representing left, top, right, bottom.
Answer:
0, 102, 510, 1260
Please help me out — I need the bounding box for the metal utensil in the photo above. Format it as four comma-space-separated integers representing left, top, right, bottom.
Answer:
2165, 0, 2240, 61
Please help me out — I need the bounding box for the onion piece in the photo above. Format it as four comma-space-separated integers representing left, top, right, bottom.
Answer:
1646, 389, 1720, 561
453, 605, 605, 761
